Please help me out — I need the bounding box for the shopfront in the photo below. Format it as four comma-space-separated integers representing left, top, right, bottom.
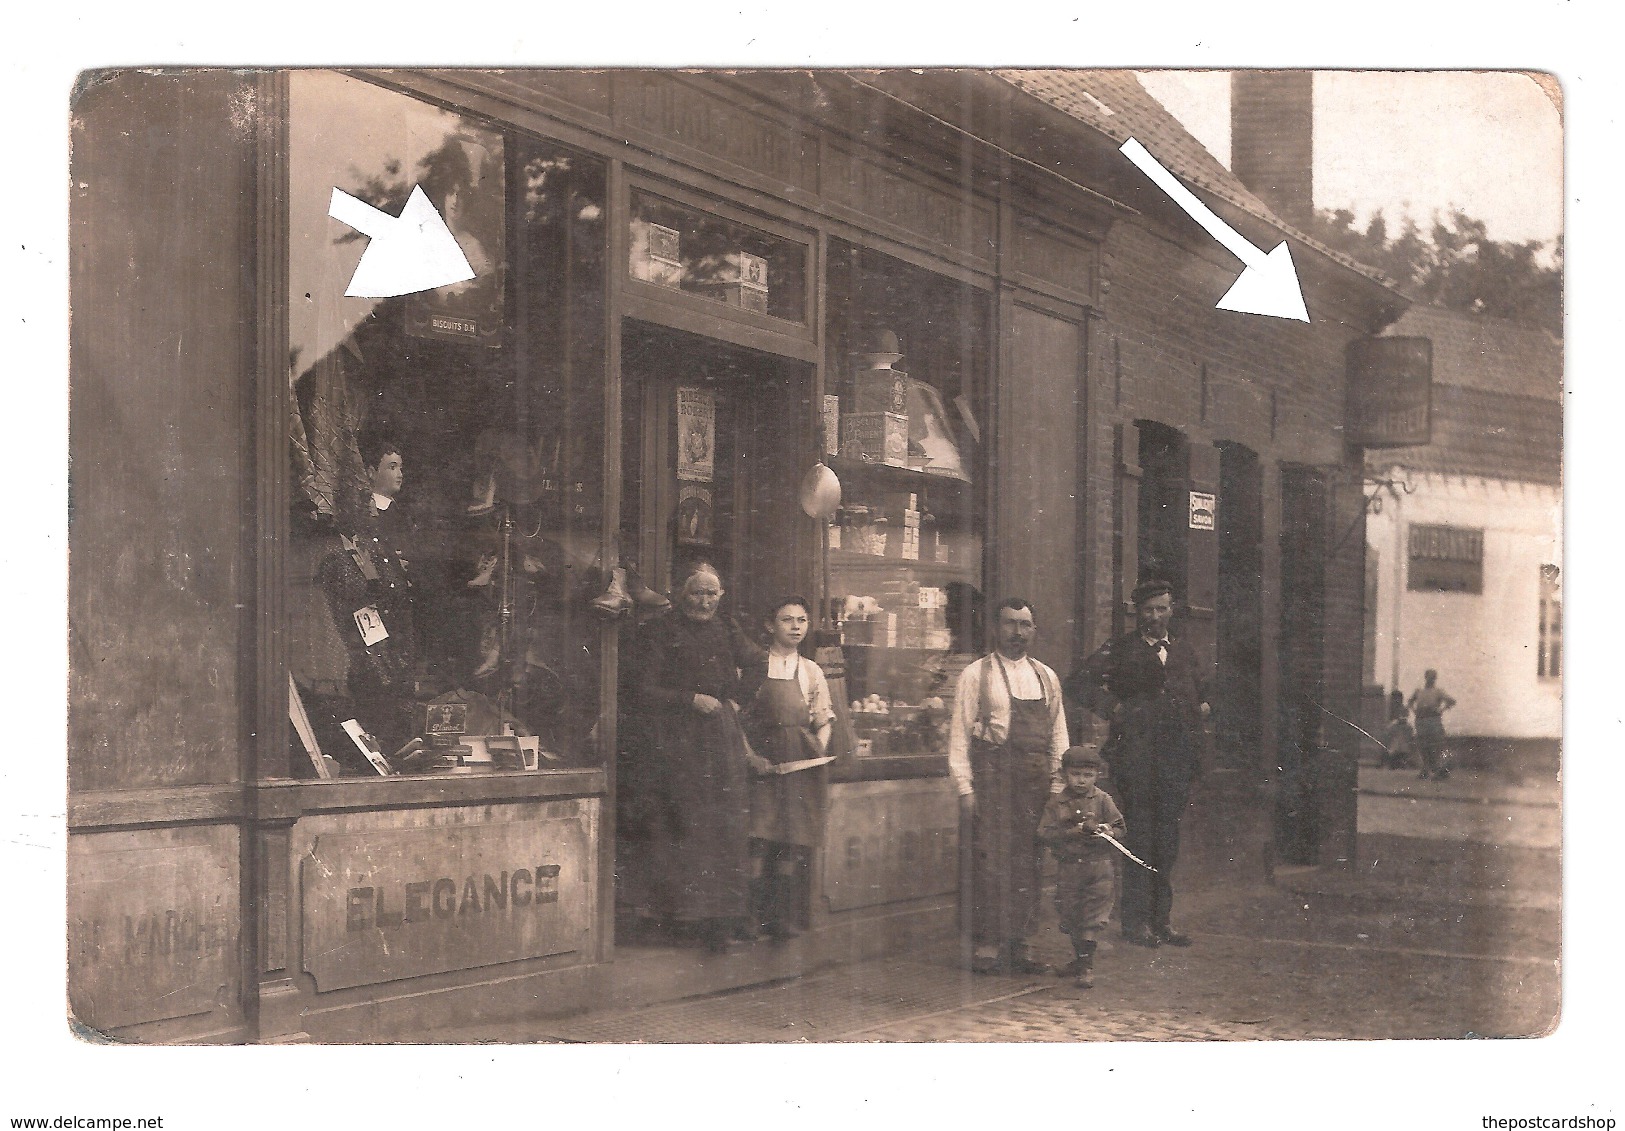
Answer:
69, 68, 1394, 1041
68, 68, 1097, 1041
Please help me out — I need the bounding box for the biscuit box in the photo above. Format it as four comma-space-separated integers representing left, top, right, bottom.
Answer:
852, 370, 910, 416
698, 280, 768, 313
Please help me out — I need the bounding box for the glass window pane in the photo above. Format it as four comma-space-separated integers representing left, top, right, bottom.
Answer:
824, 239, 991, 759
284, 72, 606, 778
629, 190, 807, 323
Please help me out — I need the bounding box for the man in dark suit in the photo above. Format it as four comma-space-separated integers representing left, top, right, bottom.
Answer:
1065, 578, 1211, 948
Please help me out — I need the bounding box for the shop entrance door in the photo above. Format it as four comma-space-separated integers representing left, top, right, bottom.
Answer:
618, 321, 812, 615
614, 319, 817, 966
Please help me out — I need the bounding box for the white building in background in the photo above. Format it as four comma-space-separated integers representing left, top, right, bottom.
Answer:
1365, 305, 1562, 741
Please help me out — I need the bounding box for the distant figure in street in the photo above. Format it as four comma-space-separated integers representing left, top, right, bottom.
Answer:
1408, 670, 1458, 781
1381, 688, 1415, 770
948, 598, 1070, 975
1065, 578, 1211, 949
1037, 747, 1126, 989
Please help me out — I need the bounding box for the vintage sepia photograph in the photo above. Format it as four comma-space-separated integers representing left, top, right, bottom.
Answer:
24, 10, 1606, 1121
64, 62, 1563, 1043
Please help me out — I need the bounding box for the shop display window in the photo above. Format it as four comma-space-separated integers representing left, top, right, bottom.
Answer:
284, 72, 607, 779
628, 190, 808, 323
824, 241, 992, 760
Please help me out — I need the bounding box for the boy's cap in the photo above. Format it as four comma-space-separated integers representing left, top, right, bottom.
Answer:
1062, 746, 1107, 771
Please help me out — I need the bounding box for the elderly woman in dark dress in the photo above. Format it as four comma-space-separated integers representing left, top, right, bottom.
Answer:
631, 562, 766, 952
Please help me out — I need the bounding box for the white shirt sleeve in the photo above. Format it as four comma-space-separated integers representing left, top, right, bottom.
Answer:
803, 661, 834, 729
947, 659, 985, 797
1044, 662, 1071, 781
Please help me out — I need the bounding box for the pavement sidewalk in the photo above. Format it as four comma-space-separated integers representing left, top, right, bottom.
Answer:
1357, 762, 1559, 809
420, 761, 1561, 1045
425, 857, 1558, 1044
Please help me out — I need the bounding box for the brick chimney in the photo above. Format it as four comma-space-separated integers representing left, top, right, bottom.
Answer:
1230, 71, 1314, 228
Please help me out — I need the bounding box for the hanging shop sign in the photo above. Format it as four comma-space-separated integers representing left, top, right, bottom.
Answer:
1346, 336, 1433, 448
301, 801, 597, 991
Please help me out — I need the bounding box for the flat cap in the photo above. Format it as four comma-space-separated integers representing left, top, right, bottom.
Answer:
1131, 577, 1175, 606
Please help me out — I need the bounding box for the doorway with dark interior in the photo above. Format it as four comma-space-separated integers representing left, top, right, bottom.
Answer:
613, 320, 818, 967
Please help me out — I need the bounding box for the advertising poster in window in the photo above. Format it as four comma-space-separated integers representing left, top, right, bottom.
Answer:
676, 483, 713, 546
403, 123, 506, 346
676, 386, 715, 482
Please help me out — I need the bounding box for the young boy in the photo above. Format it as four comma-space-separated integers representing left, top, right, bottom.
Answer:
1037, 746, 1127, 988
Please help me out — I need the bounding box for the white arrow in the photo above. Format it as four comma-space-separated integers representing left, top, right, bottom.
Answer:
328, 184, 476, 299
1119, 138, 1310, 323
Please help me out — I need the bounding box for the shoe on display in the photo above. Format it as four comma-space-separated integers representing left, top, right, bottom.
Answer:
466, 472, 496, 516
467, 553, 498, 588
472, 644, 501, 679
590, 567, 634, 617
625, 565, 671, 610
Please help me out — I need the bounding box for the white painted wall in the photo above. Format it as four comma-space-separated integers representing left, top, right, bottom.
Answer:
1366, 468, 1562, 738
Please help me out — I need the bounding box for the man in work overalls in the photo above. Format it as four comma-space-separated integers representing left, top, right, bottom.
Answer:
947, 598, 1070, 974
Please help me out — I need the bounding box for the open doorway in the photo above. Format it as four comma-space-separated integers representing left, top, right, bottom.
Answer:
614, 319, 818, 960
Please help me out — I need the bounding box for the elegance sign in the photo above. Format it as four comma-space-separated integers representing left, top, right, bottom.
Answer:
1346, 337, 1433, 448
302, 802, 597, 991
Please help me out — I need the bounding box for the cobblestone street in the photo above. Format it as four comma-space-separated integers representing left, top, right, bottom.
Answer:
496, 881, 1556, 1044
434, 765, 1560, 1046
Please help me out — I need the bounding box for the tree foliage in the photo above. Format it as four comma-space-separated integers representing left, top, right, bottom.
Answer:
1304, 207, 1562, 336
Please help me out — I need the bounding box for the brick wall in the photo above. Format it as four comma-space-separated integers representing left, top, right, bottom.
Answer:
1082, 216, 1378, 878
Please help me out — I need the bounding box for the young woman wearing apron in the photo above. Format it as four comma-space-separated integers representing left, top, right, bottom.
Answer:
742, 596, 833, 940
